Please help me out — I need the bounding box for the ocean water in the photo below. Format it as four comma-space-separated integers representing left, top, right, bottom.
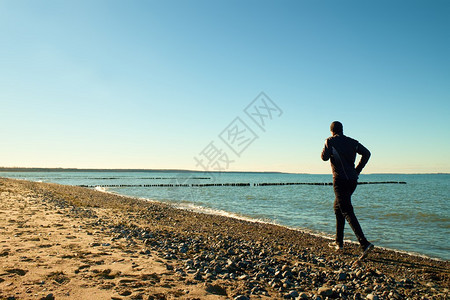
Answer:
1, 171, 449, 261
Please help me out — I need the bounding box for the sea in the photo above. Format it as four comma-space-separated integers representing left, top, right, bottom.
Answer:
1, 171, 448, 261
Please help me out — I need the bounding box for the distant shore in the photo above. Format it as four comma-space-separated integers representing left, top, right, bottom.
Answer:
1, 167, 448, 175
0, 178, 448, 299
0, 168, 287, 174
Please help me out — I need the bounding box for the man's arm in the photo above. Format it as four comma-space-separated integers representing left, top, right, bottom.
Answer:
321, 139, 331, 161
355, 143, 371, 174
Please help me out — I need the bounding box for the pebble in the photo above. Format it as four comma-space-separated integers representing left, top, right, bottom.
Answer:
282, 290, 299, 299
318, 286, 333, 297
353, 292, 362, 300
205, 284, 227, 296
234, 296, 249, 300
338, 272, 347, 281
289, 290, 299, 297
40, 294, 54, 300
193, 271, 203, 281
118, 290, 132, 296
298, 292, 309, 299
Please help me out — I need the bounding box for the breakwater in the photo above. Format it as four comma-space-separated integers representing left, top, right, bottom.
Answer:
77, 181, 406, 188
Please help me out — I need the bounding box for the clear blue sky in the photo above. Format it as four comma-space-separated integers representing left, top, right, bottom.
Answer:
1, 0, 449, 173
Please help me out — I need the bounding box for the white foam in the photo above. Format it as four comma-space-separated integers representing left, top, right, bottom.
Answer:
173, 202, 276, 225
94, 186, 108, 193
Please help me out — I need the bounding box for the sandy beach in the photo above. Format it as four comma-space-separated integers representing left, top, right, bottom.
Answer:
0, 178, 448, 300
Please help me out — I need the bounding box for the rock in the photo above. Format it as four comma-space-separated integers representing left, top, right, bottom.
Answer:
298, 271, 307, 278
335, 284, 347, 292
283, 270, 293, 278
366, 294, 379, 300
338, 272, 347, 281
282, 264, 291, 272
118, 290, 132, 296
205, 284, 227, 296
281, 290, 299, 299
44, 294, 55, 300
289, 290, 299, 298
318, 286, 333, 297
234, 295, 249, 300
298, 292, 309, 299
6, 268, 27, 276
238, 274, 248, 280
139, 249, 150, 255
193, 271, 203, 281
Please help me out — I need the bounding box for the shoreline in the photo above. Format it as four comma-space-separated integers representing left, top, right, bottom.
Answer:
159, 200, 446, 263
1, 178, 448, 299
97, 186, 446, 263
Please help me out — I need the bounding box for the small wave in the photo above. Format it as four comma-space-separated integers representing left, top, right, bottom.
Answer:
172, 202, 276, 225
94, 186, 108, 193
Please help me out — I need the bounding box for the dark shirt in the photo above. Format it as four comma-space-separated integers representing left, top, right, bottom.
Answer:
321, 134, 371, 181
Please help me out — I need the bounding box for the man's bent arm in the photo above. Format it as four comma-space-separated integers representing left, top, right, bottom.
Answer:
321, 140, 331, 161
355, 143, 371, 174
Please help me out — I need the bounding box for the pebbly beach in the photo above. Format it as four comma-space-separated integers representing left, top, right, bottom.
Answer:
0, 178, 448, 300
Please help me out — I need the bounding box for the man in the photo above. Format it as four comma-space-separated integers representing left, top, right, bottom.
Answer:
321, 121, 374, 259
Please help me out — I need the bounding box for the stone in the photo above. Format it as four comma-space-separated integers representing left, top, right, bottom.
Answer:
354, 292, 362, 300
139, 249, 150, 255
298, 292, 309, 299
234, 295, 249, 300
366, 294, 379, 300
338, 272, 347, 281
118, 290, 132, 296
289, 290, 299, 298
238, 274, 248, 280
205, 284, 227, 296
40, 294, 54, 300
193, 271, 203, 281
283, 270, 293, 278
318, 286, 333, 297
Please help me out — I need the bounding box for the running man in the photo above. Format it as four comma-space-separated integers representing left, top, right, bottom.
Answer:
321, 121, 374, 259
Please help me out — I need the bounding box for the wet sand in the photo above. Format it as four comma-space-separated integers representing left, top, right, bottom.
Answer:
0, 178, 448, 299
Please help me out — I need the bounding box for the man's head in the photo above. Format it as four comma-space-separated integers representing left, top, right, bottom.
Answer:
330, 121, 343, 135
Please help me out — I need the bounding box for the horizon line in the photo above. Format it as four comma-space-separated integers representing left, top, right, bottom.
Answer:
0, 167, 448, 175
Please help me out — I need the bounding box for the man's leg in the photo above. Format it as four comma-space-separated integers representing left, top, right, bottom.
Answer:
334, 179, 370, 249
334, 199, 345, 247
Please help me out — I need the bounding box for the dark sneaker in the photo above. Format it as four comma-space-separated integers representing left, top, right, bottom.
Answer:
359, 243, 374, 260
328, 242, 343, 251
